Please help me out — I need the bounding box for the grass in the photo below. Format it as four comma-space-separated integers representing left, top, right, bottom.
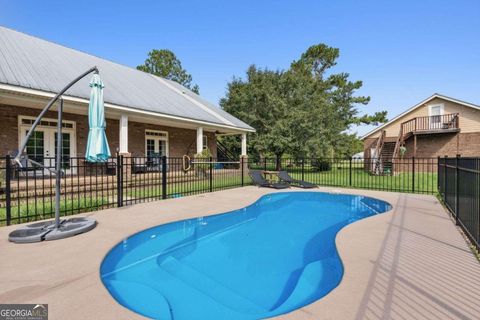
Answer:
290, 168, 438, 194
0, 166, 438, 226
125, 175, 250, 199
251, 162, 438, 194
0, 196, 111, 226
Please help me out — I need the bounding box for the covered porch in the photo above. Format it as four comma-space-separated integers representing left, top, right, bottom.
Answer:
0, 86, 252, 177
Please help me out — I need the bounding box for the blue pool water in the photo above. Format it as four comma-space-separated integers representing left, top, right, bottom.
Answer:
100, 192, 391, 320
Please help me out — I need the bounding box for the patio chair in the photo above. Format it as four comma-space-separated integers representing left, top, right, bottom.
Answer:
14, 157, 38, 177
105, 158, 117, 175
277, 171, 317, 188
132, 158, 148, 174
249, 170, 290, 189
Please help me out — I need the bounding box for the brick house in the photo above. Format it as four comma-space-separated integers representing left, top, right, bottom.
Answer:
0, 26, 254, 173
362, 94, 480, 173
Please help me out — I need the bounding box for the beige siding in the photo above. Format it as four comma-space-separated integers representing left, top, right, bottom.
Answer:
442, 99, 480, 133
365, 97, 480, 139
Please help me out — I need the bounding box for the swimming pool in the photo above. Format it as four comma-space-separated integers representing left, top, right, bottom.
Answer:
100, 192, 391, 319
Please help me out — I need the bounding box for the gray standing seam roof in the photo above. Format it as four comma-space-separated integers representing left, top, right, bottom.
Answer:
0, 26, 253, 131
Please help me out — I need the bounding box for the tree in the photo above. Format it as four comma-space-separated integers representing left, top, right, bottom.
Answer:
137, 49, 200, 94
220, 43, 387, 160
220, 66, 290, 160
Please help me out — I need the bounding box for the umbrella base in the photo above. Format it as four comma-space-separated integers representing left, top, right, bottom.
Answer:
8, 217, 97, 243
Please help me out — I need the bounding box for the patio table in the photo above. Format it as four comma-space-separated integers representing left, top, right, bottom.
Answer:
263, 170, 279, 182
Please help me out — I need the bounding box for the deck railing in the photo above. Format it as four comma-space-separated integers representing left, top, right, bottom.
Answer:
401, 113, 459, 134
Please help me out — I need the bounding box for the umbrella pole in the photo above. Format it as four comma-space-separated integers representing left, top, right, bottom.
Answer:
55, 98, 63, 229
8, 68, 100, 243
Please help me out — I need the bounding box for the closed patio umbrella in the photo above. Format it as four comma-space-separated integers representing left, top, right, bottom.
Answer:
9, 67, 100, 243
85, 72, 111, 162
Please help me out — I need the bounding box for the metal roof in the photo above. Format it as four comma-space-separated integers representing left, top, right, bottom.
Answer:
0, 26, 254, 131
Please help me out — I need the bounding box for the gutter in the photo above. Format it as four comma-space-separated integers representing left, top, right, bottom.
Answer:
0, 83, 256, 133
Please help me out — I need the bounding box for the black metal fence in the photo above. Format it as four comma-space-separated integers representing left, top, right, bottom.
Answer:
438, 157, 480, 250
250, 157, 438, 194
0, 155, 440, 226
0, 155, 247, 226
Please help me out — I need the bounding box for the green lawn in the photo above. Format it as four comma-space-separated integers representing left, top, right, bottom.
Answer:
125, 174, 249, 199
0, 196, 112, 226
250, 162, 438, 194
0, 166, 437, 226
290, 169, 437, 194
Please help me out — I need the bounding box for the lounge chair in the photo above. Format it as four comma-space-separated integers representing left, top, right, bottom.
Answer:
277, 171, 316, 188
249, 170, 290, 189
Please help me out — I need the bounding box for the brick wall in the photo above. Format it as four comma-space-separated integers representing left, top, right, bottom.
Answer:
364, 132, 480, 159
128, 121, 217, 157
0, 104, 217, 158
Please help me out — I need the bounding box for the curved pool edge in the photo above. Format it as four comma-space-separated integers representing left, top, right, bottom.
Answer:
3, 184, 475, 320
99, 189, 393, 262
99, 188, 393, 319
271, 189, 396, 319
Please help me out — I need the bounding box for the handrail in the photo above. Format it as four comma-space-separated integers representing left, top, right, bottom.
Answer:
373, 130, 386, 174
392, 124, 404, 173
373, 130, 386, 160
391, 113, 459, 174
217, 139, 237, 161
401, 113, 459, 135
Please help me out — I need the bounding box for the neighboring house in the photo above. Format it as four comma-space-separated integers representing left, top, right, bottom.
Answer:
362, 94, 480, 173
0, 26, 254, 172
351, 152, 364, 160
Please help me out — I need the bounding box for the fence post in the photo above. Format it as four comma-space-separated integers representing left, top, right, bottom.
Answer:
301, 158, 305, 182
5, 155, 11, 226
209, 156, 213, 193
264, 157, 267, 171
349, 156, 352, 186
412, 156, 415, 193
241, 157, 244, 187
455, 154, 460, 225
437, 156, 440, 193
444, 155, 447, 198
162, 156, 167, 199
116, 154, 123, 207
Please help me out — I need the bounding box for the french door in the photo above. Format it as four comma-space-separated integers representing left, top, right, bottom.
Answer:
20, 128, 75, 174
146, 138, 167, 158
429, 105, 443, 129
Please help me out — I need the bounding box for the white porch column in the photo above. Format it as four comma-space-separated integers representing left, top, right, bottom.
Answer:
241, 133, 247, 156
196, 127, 203, 154
119, 114, 129, 153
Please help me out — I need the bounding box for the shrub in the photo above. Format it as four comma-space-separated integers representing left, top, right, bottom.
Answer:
194, 148, 212, 177
311, 158, 331, 172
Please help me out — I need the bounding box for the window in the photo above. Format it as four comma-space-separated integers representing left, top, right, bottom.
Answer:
21, 118, 74, 128
430, 105, 443, 116
203, 135, 208, 150
145, 130, 168, 158
25, 130, 44, 165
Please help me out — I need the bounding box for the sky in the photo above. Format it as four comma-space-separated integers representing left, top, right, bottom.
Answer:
1, 0, 479, 136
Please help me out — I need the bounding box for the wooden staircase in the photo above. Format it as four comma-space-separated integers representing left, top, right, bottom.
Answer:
379, 141, 395, 174
373, 113, 460, 175
372, 130, 396, 175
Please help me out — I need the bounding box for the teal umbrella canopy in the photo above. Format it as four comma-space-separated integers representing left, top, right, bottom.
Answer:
85, 73, 111, 162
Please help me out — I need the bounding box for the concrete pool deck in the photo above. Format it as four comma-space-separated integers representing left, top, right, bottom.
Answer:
0, 187, 479, 320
